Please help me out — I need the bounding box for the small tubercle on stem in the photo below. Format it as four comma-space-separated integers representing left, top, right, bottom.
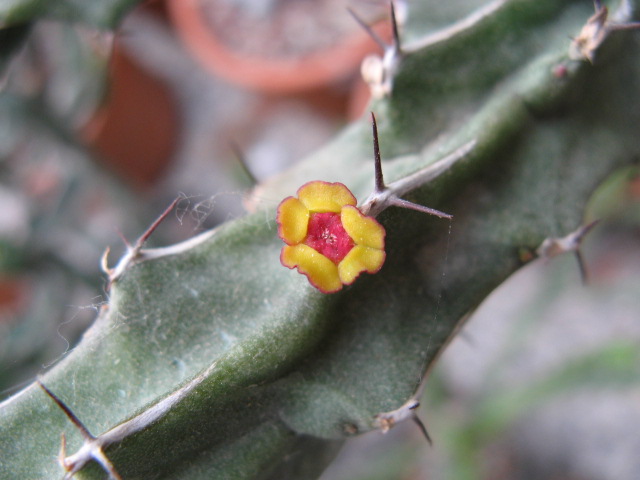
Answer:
101, 196, 182, 289
374, 397, 433, 445
536, 219, 600, 284
569, 0, 640, 62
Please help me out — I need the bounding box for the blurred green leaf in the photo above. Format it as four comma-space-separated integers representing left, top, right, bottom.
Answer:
0, 0, 143, 28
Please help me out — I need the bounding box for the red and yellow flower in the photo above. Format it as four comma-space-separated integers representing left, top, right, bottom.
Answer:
277, 181, 386, 293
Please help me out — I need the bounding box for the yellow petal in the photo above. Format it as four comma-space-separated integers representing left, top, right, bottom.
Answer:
341, 205, 385, 249
281, 244, 343, 293
277, 197, 309, 245
298, 181, 357, 213
338, 245, 386, 285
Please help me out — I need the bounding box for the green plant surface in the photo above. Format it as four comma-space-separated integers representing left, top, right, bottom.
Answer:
1, 0, 640, 478
0, 0, 140, 29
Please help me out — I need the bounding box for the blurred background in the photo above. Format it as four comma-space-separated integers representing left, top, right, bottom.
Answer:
1, 1, 639, 479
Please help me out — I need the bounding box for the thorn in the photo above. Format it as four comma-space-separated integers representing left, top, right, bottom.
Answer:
370, 112, 385, 193
571, 219, 599, 285
570, 0, 640, 62
58, 433, 68, 471
39, 379, 123, 479
134, 196, 182, 250
229, 140, 258, 186
100, 246, 112, 276
353, 1, 404, 98
101, 246, 115, 292
94, 448, 123, 480
610, 22, 640, 31
536, 219, 600, 283
103, 198, 182, 288
411, 415, 433, 446
406, 401, 433, 444
574, 249, 589, 285
569, 1, 608, 62
389, 0, 402, 56
348, 7, 387, 50
114, 228, 131, 249
361, 113, 461, 219
389, 197, 453, 219
574, 218, 600, 243
37, 379, 94, 441
374, 398, 433, 445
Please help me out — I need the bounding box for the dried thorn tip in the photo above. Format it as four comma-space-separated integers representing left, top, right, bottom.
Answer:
412, 416, 433, 446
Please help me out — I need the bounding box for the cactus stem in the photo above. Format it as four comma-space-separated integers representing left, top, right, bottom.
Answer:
42, 361, 219, 478
360, 112, 474, 218
403, 0, 505, 53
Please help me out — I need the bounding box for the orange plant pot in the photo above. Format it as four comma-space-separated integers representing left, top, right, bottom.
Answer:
167, 0, 390, 94
82, 44, 178, 189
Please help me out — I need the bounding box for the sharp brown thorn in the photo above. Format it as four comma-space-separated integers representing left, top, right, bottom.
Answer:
370, 112, 386, 193
574, 249, 589, 285
37, 379, 94, 440
389, 197, 453, 219
610, 21, 640, 31
348, 7, 388, 50
390, 1, 401, 54
576, 218, 601, 241
412, 416, 433, 446
135, 196, 181, 250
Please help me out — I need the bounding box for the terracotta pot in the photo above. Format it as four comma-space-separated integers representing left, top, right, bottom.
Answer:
82, 44, 178, 189
167, 0, 390, 94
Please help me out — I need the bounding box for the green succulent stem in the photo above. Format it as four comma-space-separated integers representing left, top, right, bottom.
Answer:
1, 0, 640, 478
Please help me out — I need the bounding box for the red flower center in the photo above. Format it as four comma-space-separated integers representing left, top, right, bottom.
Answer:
304, 212, 354, 264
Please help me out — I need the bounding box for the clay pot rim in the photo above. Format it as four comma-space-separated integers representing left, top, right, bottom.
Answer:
167, 0, 389, 94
